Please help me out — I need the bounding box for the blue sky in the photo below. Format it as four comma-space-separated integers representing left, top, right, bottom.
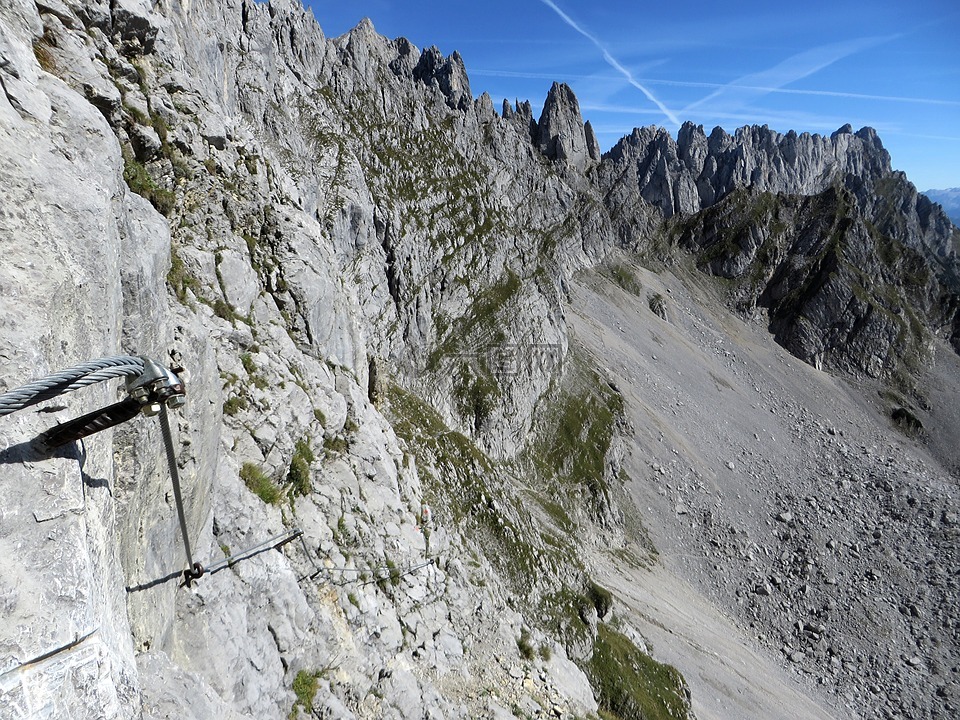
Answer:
305, 0, 960, 190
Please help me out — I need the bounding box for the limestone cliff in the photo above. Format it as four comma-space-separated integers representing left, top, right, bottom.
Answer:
0, 1, 958, 719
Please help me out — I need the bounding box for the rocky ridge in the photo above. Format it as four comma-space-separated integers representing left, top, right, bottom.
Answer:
0, 1, 957, 719
923, 188, 960, 227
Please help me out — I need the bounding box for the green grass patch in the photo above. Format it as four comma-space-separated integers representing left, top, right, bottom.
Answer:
383, 382, 549, 591
287, 437, 314, 497
427, 270, 520, 374
289, 669, 320, 719
586, 624, 692, 720
451, 360, 501, 434
517, 628, 535, 660
167, 246, 200, 303
587, 581, 614, 619
122, 146, 175, 215
604, 262, 643, 296
527, 351, 624, 519
212, 298, 237, 323
240, 462, 281, 505
223, 395, 248, 416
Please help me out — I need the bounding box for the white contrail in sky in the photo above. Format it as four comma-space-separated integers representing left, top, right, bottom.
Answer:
537, 0, 681, 128
683, 36, 900, 113
471, 70, 959, 107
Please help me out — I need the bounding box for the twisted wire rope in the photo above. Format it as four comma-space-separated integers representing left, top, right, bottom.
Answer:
0, 356, 145, 416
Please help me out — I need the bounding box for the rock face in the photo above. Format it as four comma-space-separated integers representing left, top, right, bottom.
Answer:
601, 122, 894, 218
923, 187, 960, 226
537, 81, 600, 170
599, 121, 959, 377
0, 1, 957, 720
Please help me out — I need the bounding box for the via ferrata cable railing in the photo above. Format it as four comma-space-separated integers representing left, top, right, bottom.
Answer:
0, 356, 146, 417
0, 354, 293, 588
1, 354, 430, 594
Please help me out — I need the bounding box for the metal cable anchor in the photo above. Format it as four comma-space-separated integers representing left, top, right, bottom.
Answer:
37, 356, 186, 450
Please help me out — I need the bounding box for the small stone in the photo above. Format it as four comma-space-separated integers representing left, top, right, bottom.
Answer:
754, 583, 772, 596
907, 656, 922, 667
776, 511, 793, 523
790, 651, 806, 663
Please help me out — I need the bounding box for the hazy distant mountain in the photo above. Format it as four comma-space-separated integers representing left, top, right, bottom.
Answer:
924, 187, 960, 225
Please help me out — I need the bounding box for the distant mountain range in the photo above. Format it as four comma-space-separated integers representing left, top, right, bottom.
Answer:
924, 187, 960, 226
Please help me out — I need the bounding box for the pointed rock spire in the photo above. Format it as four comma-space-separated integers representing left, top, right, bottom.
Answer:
414, 46, 472, 111
537, 82, 595, 170
585, 120, 601, 162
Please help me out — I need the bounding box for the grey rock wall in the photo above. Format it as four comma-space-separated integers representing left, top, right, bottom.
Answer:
0, 1, 140, 714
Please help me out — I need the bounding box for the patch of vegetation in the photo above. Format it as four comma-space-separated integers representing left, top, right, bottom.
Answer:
123, 102, 150, 127
289, 669, 320, 719
386, 557, 401, 587
212, 297, 238, 323
604, 262, 643, 296
223, 394, 248, 416
323, 433, 349, 457
451, 360, 501, 435
648, 293, 667, 320
241, 352, 258, 374
122, 146, 175, 215
537, 495, 574, 532
587, 581, 614, 619
287, 437, 314, 497
32, 35, 56, 74
691, 189, 782, 276
527, 351, 624, 521
167, 246, 201, 303
892, 406, 924, 436
427, 270, 520, 374
517, 628, 535, 660
237, 351, 270, 388
585, 624, 692, 720
539, 587, 594, 653
383, 382, 549, 591
240, 462, 281, 505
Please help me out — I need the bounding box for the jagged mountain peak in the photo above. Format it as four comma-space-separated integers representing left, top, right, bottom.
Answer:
599, 118, 898, 217
536, 81, 600, 169
413, 44, 472, 111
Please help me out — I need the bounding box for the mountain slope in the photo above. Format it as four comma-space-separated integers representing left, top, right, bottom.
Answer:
0, 1, 957, 719
924, 187, 960, 227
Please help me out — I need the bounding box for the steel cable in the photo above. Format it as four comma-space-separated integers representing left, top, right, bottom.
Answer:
158, 404, 201, 580
0, 356, 145, 416
205, 528, 303, 576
